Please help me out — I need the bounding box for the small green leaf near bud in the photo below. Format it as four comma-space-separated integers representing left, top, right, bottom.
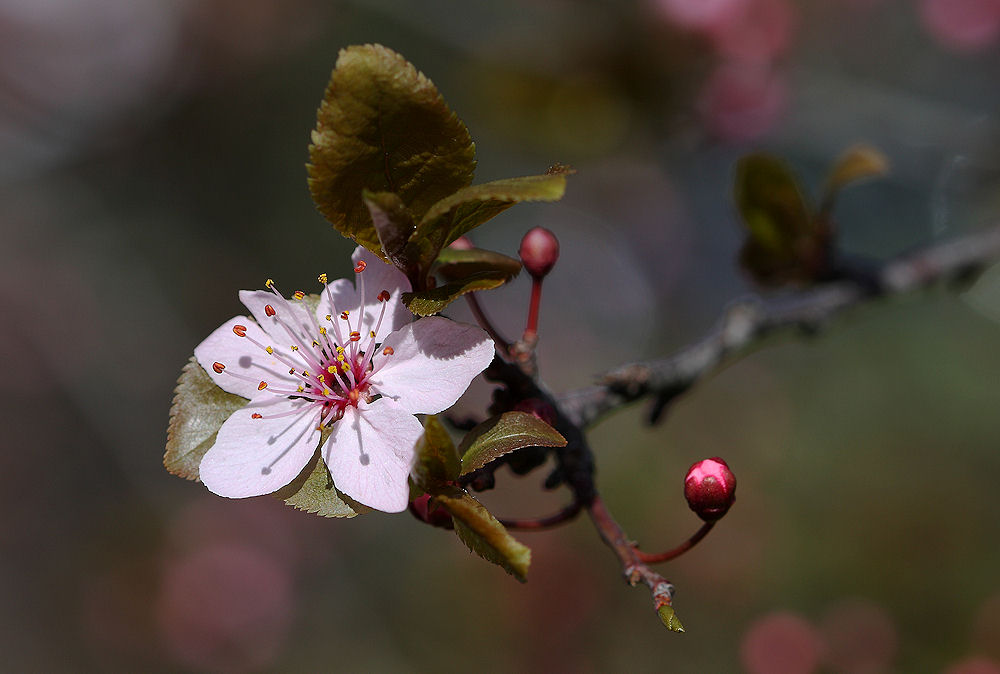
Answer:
435, 487, 531, 582
820, 144, 889, 215
434, 246, 522, 283
459, 411, 567, 476
657, 605, 685, 632
402, 271, 511, 316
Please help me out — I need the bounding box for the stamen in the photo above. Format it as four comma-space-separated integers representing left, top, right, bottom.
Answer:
252, 413, 263, 419
383, 347, 394, 356
213, 362, 225, 373
233, 325, 247, 337
292, 291, 305, 300
317, 272, 328, 284
265, 304, 276, 317
265, 346, 274, 354
378, 290, 390, 302
350, 331, 361, 342
265, 278, 274, 289
258, 381, 268, 390
354, 260, 367, 273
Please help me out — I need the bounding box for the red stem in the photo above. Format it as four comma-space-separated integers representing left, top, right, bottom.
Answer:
524, 277, 543, 340
634, 521, 716, 564
465, 292, 511, 358
499, 501, 582, 531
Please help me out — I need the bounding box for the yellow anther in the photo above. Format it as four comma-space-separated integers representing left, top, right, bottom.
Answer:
312, 340, 320, 347
265, 278, 274, 288
302, 370, 310, 377
319, 327, 327, 335
317, 272, 328, 284
318, 374, 326, 383
290, 345, 299, 351
297, 385, 304, 393
342, 361, 352, 371
336, 353, 345, 362
293, 291, 305, 300
265, 346, 274, 354
336, 346, 344, 353
325, 314, 333, 322
327, 365, 337, 374
323, 388, 331, 396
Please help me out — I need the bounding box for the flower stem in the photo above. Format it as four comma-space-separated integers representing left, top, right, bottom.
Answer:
499, 501, 582, 531
634, 521, 716, 564
465, 292, 511, 359
524, 277, 543, 340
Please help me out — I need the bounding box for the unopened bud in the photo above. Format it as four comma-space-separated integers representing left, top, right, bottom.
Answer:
684, 457, 736, 522
519, 227, 560, 278
408, 493, 454, 529
513, 398, 558, 426
449, 236, 474, 250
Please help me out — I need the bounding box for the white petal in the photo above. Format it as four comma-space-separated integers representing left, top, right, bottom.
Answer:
318, 247, 412, 344
194, 316, 300, 399
200, 398, 321, 498
369, 316, 494, 415
240, 289, 318, 350
322, 399, 422, 513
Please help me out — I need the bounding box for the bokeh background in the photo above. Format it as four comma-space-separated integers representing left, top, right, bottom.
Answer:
2, 0, 1000, 671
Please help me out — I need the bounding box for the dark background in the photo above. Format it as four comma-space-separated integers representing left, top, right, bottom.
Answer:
2, 0, 999, 671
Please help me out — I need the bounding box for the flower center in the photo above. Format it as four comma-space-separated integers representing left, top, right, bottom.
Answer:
216, 261, 397, 430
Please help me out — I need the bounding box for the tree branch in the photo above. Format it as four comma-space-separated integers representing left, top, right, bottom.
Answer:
559, 225, 1000, 428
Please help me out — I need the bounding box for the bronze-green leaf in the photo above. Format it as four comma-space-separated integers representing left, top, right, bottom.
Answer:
402, 270, 511, 316
277, 450, 366, 518
434, 246, 522, 282
412, 415, 460, 490
459, 411, 567, 476
435, 487, 531, 582
308, 44, 477, 258
735, 154, 820, 285
411, 167, 572, 272
165, 357, 248, 481
657, 605, 685, 633
820, 144, 889, 215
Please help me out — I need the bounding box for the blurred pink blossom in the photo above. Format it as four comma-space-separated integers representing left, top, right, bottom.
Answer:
919, 0, 1000, 52
650, 0, 746, 30
697, 62, 789, 142
819, 598, 898, 673
944, 657, 1000, 674
156, 543, 294, 673
706, 0, 798, 62
741, 611, 824, 674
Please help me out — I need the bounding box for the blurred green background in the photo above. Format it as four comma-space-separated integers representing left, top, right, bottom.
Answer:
2, 0, 999, 671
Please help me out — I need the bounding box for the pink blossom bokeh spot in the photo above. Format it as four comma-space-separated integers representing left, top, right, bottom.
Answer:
697, 62, 789, 142
741, 611, 824, 674
944, 657, 1000, 674
156, 543, 294, 673
651, 0, 746, 30
919, 0, 1000, 52
707, 0, 797, 62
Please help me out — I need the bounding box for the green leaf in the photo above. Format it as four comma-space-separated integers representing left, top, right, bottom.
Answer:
657, 605, 685, 633
459, 411, 567, 476
735, 154, 821, 285
820, 144, 889, 214
434, 246, 522, 282
402, 270, 511, 316
165, 357, 248, 481
411, 167, 572, 271
276, 450, 366, 518
412, 415, 460, 490
362, 190, 421, 281
307, 44, 477, 258
435, 487, 531, 582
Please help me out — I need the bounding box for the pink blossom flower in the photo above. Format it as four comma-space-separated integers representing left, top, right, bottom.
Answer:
193, 247, 494, 513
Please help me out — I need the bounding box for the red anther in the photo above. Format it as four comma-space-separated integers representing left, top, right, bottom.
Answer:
340, 311, 350, 320
258, 381, 268, 391
377, 289, 391, 302
354, 260, 367, 273
212, 362, 225, 374
292, 291, 305, 300
350, 331, 361, 342
264, 304, 276, 317
232, 325, 247, 337
519, 227, 560, 279
251, 413, 263, 419
288, 368, 295, 374
382, 346, 394, 356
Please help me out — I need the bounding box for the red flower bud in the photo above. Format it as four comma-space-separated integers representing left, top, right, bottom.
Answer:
449, 236, 474, 250
512, 398, 558, 426
519, 227, 560, 279
684, 457, 736, 522
408, 493, 454, 529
